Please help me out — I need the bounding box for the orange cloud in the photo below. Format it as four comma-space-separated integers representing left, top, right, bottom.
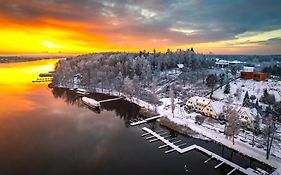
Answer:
0, 0, 280, 55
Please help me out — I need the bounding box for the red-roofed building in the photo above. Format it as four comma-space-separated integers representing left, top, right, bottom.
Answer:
240, 72, 267, 81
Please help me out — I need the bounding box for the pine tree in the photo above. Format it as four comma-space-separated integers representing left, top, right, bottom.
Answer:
255, 99, 260, 109
261, 89, 276, 106
250, 95, 256, 103
224, 82, 230, 94
243, 91, 251, 107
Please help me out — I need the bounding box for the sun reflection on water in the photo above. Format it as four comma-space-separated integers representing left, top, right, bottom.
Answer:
0, 59, 59, 115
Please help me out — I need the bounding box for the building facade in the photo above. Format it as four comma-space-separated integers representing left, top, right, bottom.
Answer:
186, 96, 256, 126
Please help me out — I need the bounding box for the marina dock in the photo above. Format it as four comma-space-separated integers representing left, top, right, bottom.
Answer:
99, 97, 124, 103
142, 127, 258, 175
130, 115, 161, 126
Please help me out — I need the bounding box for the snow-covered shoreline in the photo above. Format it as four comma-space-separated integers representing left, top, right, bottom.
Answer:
98, 88, 281, 174
53, 85, 281, 174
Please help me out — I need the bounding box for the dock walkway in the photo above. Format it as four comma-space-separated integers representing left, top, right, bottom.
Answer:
99, 97, 124, 103
130, 115, 161, 126
142, 127, 256, 175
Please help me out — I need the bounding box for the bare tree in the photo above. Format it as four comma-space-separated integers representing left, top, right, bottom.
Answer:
123, 76, 135, 100
206, 74, 217, 98
224, 106, 241, 145
170, 88, 175, 117
114, 72, 124, 95
263, 113, 277, 159
251, 113, 261, 147
179, 71, 189, 87
151, 78, 159, 112
235, 88, 242, 101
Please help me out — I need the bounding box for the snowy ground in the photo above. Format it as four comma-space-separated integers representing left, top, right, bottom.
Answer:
60, 72, 281, 174
125, 96, 281, 174
213, 79, 281, 105
84, 79, 281, 174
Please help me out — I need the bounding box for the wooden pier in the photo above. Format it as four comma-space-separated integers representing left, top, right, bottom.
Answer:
99, 97, 124, 103
142, 127, 258, 175
32, 77, 52, 83
130, 115, 161, 126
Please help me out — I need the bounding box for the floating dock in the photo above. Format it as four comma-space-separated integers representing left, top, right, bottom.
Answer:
142, 127, 257, 175
130, 115, 161, 126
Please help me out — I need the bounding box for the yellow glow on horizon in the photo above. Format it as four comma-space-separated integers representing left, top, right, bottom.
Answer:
0, 23, 103, 54
0, 59, 58, 84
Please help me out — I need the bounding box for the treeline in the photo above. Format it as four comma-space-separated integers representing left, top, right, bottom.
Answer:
262, 65, 281, 77
52, 50, 215, 104
212, 54, 281, 63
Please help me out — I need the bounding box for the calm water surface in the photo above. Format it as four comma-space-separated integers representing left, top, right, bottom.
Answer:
0, 60, 273, 175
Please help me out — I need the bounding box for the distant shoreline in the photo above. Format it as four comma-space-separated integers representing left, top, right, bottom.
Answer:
0, 56, 64, 63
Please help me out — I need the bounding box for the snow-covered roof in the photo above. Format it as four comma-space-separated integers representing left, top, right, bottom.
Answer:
243, 66, 255, 72
177, 64, 184, 69
210, 101, 225, 114
189, 96, 211, 106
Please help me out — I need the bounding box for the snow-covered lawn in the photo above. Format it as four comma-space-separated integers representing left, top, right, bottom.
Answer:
213, 79, 281, 105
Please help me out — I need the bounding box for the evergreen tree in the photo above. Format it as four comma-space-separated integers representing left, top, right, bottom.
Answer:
250, 95, 256, 103
224, 82, 230, 94
261, 89, 276, 106
255, 99, 260, 109
243, 91, 251, 107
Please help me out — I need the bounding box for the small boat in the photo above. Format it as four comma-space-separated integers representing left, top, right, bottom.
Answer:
82, 97, 101, 109
76, 88, 89, 96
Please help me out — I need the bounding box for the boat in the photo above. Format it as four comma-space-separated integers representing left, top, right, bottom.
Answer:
76, 88, 89, 96
82, 97, 101, 109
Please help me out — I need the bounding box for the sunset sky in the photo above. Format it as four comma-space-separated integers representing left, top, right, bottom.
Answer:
1, 0, 281, 55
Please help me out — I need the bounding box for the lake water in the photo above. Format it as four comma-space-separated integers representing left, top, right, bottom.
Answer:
0, 59, 273, 175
